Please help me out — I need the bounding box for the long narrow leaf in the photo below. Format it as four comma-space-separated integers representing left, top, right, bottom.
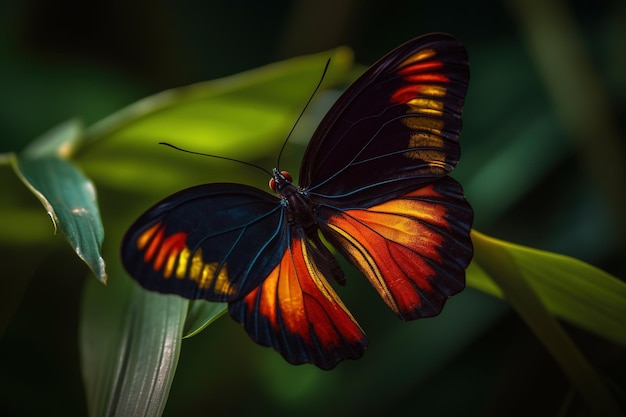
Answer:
80, 268, 187, 417
471, 230, 623, 416
76, 48, 354, 197
467, 231, 626, 347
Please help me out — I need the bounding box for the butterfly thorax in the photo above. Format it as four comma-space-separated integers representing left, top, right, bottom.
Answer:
270, 169, 316, 234
270, 168, 346, 285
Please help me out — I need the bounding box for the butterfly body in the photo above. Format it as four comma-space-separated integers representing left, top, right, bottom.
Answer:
271, 168, 347, 285
122, 33, 473, 369
272, 169, 315, 233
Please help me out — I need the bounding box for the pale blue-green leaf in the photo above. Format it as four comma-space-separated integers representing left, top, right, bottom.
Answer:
0, 163, 56, 243
10, 120, 106, 282
20, 118, 82, 158
81, 268, 188, 417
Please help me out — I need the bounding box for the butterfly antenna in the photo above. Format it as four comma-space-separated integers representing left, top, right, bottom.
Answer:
276, 58, 331, 170
159, 142, 273, 177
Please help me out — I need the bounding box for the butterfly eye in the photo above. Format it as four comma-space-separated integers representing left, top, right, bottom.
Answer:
280, 171, 293, 182
269, 171, 293, 192
268, 177, 277, 192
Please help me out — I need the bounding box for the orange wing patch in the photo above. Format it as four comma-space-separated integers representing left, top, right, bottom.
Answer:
230, 235, 367, 369
322, 181, 470, 320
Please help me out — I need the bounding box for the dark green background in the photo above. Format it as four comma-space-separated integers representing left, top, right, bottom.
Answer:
1, 0, 624, 416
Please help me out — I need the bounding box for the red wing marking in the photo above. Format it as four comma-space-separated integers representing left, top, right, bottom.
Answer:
230, 235, 367, 369
398, 60, 444, 74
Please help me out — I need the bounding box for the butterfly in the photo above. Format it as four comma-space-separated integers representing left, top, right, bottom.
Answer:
121, 33, 473, 370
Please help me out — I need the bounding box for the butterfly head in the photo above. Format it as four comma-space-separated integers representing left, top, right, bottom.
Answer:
269, 169, 294, 194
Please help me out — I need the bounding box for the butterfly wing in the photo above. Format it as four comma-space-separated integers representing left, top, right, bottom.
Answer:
318, 177, 472, 320
301, 33, 469, 207
228, 224, 367, 369
121, 183, 288, 301
122, 184, 367, 368
301, 33, 473, 319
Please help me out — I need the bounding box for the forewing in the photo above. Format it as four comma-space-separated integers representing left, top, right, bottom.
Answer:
300, 33, 469, 206
228, 225, 367, 369
121, 183, 287, 302
318, 177, 473, 320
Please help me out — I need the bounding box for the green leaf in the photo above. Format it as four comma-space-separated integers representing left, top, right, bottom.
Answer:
183, 300, 227, 338
20, 118, 82, 159
75, 47, 354, 196
0, 163, 57, 244
80, 266, 188, 417
471, 230, 624, 416
467, 230, 626, 347
10, 120, 107, 283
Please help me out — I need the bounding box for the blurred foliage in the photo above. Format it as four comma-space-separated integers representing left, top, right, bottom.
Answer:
1, 0, 625, 417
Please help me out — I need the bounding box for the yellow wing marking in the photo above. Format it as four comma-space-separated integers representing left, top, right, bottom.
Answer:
174, 247, 235, 294
417, 85, 447, 97
399, 48, 436, 66
399, 117, 449, 171
405, 97, 444, 116
212, 263, 235, 295
175, 247, 191, 278
401, 116, 443, 133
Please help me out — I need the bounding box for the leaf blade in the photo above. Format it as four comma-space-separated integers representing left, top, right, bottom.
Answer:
467, 230, 626, 347
183, 300, 227, 338
76, 48, 355, 197
80, 269, 188, 417
471, 230, 624, 416
11, 120, 107, 282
